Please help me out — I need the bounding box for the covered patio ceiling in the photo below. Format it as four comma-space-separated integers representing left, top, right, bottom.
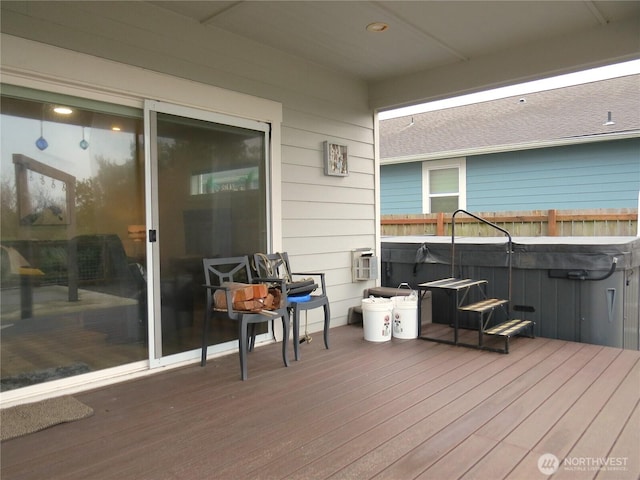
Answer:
2, 1, 639, 111
150, 0, 640, 110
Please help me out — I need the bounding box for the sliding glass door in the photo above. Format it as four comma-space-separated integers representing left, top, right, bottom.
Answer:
0, 87, 147, 391
145, 101, 271, 361
0, 88, 272, 393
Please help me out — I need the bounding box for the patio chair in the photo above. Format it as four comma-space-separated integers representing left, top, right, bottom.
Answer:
201, 256, 289, 380
252, 252, 330, 360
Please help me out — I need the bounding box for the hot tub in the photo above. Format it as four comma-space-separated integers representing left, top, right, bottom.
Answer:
382, 236, 640, 350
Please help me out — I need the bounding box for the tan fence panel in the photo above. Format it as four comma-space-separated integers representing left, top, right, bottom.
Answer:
381, 209, 639, 237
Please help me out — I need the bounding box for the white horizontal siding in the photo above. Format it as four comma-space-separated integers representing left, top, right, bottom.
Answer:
281, 147, 373, 181
284, 202, 374, 220
284, 219, 374, 237
283, 109, 374, 145
282, 183, 375, 205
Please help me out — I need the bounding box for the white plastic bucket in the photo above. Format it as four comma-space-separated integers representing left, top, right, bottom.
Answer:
391, 295, 418, 339
362, 297, 393, 342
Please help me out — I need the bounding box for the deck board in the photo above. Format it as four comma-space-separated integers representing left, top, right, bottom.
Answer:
462, 438, 531, 479
552, 357, 640, 480
529, 349, 637, 458
502, 345, 621, 450
1, 324, 638, 480
596, 402, 640, 479
363, 339, 567, 479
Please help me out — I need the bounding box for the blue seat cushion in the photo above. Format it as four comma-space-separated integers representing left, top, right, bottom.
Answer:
289, 293, 311, 303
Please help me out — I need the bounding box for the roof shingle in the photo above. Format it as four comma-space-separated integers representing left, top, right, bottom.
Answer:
380, 74, 640, 159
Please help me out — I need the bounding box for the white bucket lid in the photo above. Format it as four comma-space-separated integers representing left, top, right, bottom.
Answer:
362, 297, 393, 310
391, 295, 417, 306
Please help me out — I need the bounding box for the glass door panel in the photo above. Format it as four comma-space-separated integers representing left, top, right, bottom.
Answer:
0, 88, 147, 392
147, 103, 269, 359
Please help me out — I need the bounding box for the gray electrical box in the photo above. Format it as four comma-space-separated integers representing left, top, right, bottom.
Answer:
352, 248, 378, 281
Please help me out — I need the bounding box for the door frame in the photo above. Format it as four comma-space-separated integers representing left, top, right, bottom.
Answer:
144, 99, 275, 366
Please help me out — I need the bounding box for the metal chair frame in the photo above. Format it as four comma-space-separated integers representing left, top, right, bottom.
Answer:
201, 256, 289, 380
252, 252, 330, 360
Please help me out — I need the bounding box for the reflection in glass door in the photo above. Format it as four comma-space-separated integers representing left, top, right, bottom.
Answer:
145, 102, 270, 360
0, 87, 147, 393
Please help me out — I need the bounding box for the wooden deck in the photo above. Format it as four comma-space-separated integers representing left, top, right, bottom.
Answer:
1, 324, 639, 480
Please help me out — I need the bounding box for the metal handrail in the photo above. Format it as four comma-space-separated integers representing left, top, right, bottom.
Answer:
451, 209, 513, 307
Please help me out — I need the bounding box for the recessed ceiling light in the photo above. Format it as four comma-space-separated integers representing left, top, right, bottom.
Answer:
366, 22, 389, 33
111, 126, 121, 131
54, 106, 73, 115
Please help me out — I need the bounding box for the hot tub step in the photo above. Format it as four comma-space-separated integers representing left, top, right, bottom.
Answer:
484, 319, 535, 353
485, 319, 533, 336
459, 298, 508, 313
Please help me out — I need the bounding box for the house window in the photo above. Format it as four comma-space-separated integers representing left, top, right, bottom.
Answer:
422, 158, 466, 213
191, 166, 260, 195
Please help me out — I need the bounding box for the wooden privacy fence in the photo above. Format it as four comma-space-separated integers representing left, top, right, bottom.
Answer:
381, 209, 639, 237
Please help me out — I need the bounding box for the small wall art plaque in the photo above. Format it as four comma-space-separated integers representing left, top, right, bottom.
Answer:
323, 141, 348, 176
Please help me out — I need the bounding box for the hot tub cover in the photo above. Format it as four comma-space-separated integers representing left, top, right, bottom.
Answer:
382, 236, 640, 271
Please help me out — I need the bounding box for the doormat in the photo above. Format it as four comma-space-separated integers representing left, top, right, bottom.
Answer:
0, 363, 91, 391
1, 395, 94, 441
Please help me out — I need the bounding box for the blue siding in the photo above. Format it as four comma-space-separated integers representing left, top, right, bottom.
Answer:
467, 138, 640, 211
381, 163, 423, 214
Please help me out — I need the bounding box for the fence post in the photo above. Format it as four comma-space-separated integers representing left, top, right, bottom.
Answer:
437, 212, 445, 236
548, 209, 557, 236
